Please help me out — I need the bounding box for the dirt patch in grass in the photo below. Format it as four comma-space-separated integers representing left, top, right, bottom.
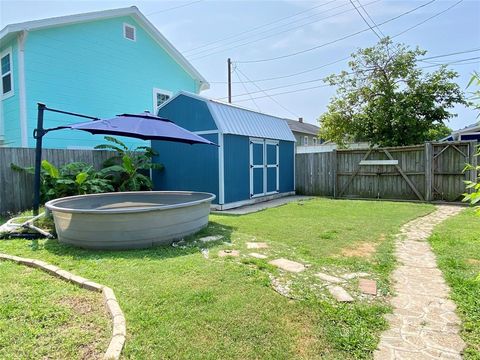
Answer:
466, 258, 480, 265
341, 242, 377, 258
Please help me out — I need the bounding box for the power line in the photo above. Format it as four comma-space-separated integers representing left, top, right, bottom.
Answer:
189, 0, 381, 61
232, 59, 480, 103
233, 68, 261, 112
183, 0, 340, 54
146, 0, 203, 16
236, 0, 437, 64
349, 0, 382, 40
235, 67, 299, 118
392, 0, 463, 38
355, 0, 386, 38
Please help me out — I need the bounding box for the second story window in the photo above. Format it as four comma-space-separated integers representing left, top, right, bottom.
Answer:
303, 136, 308, 146
1, 49, 13, 98
123, 23, 136, 41
313, 138, 317, 146
153, 88, 172, 115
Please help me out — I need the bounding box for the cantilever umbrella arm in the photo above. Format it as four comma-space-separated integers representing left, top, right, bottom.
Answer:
33, 103, 100, 215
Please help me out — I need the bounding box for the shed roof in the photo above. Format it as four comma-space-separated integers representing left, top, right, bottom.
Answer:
285, 119, 320, 136
0, 6, 209, 91
165, 92, 296, 142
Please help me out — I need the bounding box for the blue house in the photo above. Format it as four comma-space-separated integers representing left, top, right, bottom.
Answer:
0, 7, 208, 148
152, 92, 296, 210
442, 122, 480, 142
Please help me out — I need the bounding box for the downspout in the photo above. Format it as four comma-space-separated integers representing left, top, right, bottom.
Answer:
18, 30, 28, 147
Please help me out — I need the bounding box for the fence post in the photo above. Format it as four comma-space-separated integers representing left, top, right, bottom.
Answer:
424, 142, 433, 202
468, 141, 478, 184
332, 149, 337, 198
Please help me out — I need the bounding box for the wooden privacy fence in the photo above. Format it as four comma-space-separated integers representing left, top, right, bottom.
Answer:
295, 141, 478, 202
0, 147, 115, 215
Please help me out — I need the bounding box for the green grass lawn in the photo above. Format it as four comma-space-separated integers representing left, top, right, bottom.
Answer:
0, 198, 433, 359
429, 209, 480, 359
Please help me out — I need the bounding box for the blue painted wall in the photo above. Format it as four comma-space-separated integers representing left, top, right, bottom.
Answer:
279, 140, 295, 193
2, 15, 200, 148
152, 133, 219, 203
0, 39, 21, 146
157, 94, 217, 131
223, 134, 250, 203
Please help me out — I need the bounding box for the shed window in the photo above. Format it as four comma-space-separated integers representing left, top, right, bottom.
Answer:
123, 24, 136, 41
153, 88, 172, 115
303, 136, 308, 146
1, 50, 13, 97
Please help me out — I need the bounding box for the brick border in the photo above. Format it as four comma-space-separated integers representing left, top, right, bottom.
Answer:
0, 253, 126, 360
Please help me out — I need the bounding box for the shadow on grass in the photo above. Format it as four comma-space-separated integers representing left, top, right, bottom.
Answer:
41, 221, 236, 261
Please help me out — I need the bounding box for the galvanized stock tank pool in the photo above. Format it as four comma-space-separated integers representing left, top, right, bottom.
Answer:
46, 191, 215, 250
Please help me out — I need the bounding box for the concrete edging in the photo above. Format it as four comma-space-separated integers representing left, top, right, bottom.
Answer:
0, 252, 126, 360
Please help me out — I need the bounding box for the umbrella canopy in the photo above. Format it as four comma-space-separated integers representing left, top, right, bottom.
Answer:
60, 112, 217, 145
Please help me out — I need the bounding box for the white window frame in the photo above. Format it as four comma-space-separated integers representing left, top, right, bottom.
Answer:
123, 23, 136, 41
152, 88, 172, 115
303, 136, 308, 146
1, 47, 14, 100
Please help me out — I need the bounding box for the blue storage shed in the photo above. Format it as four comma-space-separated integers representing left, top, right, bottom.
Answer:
152, 92, 296, 210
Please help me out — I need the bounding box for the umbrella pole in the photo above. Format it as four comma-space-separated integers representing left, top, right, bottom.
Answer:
33, 103, 46, 216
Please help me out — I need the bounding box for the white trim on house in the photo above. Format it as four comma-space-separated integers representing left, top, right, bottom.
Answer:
193, 130, 218, 135
0, 47, 14, 100
152, 88, 172, 115
0, 6, 210, 91
17, 31, 28, 147
218, 132, 225, 205
123, 22, 136, 41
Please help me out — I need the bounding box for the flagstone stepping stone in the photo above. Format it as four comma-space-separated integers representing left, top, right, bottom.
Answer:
246, 242, 268, 249
218, 250, 240, 257
327, 285, 354, 302
269, 275, 292, 298
269, 258, 305, 273
315, 272, 345, 283
341, 272, 370, 280
249, 253, 268, 259
199, 235, 223, 243
201, 248, 209, 259
359, 278, 377, 295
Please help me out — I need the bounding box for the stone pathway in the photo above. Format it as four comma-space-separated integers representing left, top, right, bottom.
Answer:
375, 205, 465, 360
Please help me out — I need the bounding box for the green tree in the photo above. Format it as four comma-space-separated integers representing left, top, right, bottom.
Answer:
318, 38, 466, 147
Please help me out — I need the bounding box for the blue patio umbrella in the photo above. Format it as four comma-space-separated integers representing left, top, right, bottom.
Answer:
59, 112, 216, 145
32, 104, 217, 215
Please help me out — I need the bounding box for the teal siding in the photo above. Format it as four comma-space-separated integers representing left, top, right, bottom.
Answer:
0, 39, 21, 146
157, 94, 217, 131
23, 16, 198, 148
152, 133, 219, 203
224, 135, 250, 203
279, 140, 295, 192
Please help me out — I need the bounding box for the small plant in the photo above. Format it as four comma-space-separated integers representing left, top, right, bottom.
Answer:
96, 136, 163, 191
11, 160, 114, 202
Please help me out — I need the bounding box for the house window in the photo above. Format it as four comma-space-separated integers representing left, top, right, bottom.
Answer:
313, 138, 317, 146
303, 136, 308, 146
153, 88, 172, 115
123, 23, 136, 41
1, 49, 13, 98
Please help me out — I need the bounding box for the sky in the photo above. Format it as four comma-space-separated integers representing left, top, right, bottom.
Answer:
1, 0, 479, 130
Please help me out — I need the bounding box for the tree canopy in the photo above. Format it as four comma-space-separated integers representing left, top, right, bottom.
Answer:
318, 38, 466, 147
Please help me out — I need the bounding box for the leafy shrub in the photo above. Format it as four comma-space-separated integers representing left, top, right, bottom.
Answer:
95, 136, 163, 191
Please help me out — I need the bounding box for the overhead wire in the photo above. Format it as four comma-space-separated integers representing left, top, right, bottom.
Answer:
349, 0, 383, 40
233, 67, 262, 112
235, 0, 437, 64
146, 0, 203, 16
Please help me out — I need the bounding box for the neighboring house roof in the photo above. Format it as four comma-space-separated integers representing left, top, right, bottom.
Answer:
0, 6, 209, 91
442, 122, 480, 141
163, 91, 296, 142
285, 119, 319, 136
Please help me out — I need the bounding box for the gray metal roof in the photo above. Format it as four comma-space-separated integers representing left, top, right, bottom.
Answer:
169, 92, 295, 142
285, 119, 320, 136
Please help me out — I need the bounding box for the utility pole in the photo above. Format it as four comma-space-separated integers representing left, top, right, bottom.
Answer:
227, 58, 232, 103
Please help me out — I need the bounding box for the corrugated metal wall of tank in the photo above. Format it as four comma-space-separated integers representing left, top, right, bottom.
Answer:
151, 133, 219, 203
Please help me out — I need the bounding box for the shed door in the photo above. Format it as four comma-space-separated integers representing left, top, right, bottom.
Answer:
266, 140, 279, 194
250, 139, 265, 198
250, 139, 279, 198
